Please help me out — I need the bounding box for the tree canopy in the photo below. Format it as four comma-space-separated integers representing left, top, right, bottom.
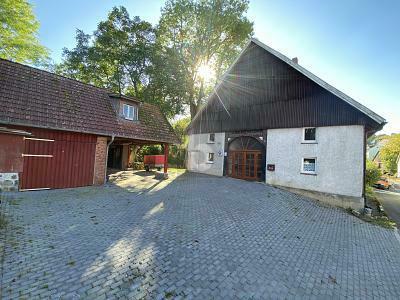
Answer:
57, 1, 253, 119
0, 0, 48, 65
380, 134, 400, 175
156, 0, 253, 117
57, 7, 155, 97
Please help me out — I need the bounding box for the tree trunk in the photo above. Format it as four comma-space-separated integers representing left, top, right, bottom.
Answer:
190, 79, 204, 119
190, 101, 198, 119
133, 80, 139, 97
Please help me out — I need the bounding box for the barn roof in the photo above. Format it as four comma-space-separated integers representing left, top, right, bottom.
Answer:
188, 38, 386, 134
0, 59, 179, 144
250, 39, 385, 125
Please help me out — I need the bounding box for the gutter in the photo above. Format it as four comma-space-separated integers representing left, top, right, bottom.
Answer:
104, 134, 115, 183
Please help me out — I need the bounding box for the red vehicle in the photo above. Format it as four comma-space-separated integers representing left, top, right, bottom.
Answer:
144, 155, 165, 171
373, 177, 390, 190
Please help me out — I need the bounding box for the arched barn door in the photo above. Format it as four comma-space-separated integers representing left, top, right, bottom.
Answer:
227, 136, 265, 181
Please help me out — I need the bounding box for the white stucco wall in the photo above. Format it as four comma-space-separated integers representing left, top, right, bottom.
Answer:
265, 125, 364, 197
187, 133, 225, 177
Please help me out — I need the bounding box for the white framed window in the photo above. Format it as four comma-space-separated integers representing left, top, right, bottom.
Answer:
208, 133, 215, 143
301, 158, 317, 174
207, 152, 215, 163
123, 104, 133, 120
303, 127, 316, 143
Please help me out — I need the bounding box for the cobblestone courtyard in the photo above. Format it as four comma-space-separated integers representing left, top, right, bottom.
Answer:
1, 171, 400, 299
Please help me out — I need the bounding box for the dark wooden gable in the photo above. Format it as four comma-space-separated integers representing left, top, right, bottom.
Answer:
188, 41, 382, 134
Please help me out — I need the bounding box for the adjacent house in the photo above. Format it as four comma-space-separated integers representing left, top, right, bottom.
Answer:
367, 144, 383, 169
367, 136, 390, 169
0, 59, 178, 191
187, 38, 386, 210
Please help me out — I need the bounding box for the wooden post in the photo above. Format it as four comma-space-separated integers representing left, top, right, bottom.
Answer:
127, 144, 131, 169
164, 143, 169, 178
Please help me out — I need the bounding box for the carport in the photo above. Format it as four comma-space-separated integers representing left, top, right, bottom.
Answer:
107, 137, 170, 176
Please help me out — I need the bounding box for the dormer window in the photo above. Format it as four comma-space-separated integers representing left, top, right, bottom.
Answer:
123, 104, 137, 121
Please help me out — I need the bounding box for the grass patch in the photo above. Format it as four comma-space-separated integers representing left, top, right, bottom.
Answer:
9, 199, 20, 206
0, 214, 8, 230
66, 260, 75, 266
366, 217, 397, 229
365, 186, 376, 200
164, 291, 176, 299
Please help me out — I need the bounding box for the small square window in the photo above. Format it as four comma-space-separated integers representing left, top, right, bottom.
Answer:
303, 127, 316, 142
208, 133, 215, 143
208, 153, 215, 163
302, 158, 316, 174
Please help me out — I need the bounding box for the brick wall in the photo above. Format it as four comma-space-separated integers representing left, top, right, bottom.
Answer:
93, 136, 108, 185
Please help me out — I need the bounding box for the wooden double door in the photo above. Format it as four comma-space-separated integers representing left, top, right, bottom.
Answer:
228, 150, 263, 180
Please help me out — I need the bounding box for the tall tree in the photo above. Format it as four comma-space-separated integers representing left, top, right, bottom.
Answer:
156, 0, 253, 118
380, 134, 400, 174
0, 0, 49, 64
57, 7, 155, 98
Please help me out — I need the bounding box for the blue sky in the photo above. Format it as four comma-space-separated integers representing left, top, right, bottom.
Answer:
30, 0, 399, 133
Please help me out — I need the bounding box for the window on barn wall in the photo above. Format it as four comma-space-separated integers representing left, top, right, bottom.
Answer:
303, 127, 316, 143
123, 104, 138, 121
208, 133, 215, 143
301, 158, 317, 174
208, 153, 215, 163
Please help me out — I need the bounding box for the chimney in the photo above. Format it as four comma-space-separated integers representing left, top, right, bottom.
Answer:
292, 57, 298, 64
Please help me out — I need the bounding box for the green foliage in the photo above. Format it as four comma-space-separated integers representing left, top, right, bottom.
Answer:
172, 117, 191, 146
57, 7, 156, 97
0, 214, 8, 230
156, 0, 254, 117
380, 134, 400, 175
169, 117, 190, 168
134, 117, 190, 168
136, 145, 162, 163
57, 2, 253, 118
0, 0, 49, 65
365, 160, 382, 186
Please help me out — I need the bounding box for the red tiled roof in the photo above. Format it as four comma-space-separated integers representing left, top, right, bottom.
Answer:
0, 59, 179, 144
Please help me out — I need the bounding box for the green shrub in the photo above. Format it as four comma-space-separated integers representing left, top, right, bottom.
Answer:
366, 160, 381, 186
168, 146, 186, 168
380, 134, 400, 175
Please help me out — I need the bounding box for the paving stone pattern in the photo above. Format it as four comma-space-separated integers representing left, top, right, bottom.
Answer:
1, 171, 400, 299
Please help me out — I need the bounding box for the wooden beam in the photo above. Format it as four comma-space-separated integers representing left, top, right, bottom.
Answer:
164, 143, 169, 175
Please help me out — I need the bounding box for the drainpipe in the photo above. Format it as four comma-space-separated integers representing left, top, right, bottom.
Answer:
104, 134, 115, 184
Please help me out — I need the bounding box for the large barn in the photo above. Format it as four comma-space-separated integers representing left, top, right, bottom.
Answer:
187, 38, 386, 210
0, 59, 178, 191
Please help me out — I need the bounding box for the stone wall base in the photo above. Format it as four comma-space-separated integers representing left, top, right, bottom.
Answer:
0, 173, 19, 192
274, 185, 364, 211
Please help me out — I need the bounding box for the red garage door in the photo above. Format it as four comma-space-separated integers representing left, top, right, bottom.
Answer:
20, 129, 97, 190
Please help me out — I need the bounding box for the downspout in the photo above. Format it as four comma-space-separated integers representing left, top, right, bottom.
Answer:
104, 134, 115, 184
